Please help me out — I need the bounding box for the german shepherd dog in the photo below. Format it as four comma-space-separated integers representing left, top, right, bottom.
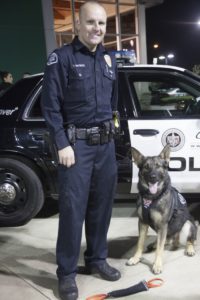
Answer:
127, 145, 197, 274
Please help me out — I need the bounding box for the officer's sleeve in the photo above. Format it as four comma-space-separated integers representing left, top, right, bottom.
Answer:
41, 51, 70, 150
110, 56, 118, 111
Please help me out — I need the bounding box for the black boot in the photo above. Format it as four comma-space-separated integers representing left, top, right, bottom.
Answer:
58, 278, 78, 300
86, 261, 121, 281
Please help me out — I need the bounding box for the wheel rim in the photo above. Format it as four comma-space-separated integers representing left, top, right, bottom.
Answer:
0, 170, 27, 215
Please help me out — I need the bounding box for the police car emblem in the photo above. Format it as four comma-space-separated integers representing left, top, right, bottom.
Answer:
104, 54, 112, 67
47, 52, 58, 66
161, 128, 185, 152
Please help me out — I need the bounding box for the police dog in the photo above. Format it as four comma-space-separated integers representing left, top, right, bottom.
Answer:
127, 145, 197, 274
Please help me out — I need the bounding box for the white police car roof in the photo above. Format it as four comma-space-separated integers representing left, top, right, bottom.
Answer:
26, 65, 187, 77
120, 64, 186, 72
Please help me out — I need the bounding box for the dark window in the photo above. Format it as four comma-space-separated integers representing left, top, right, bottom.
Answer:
128, 73, 200, 118
121, 10, 136, 35
0, 76, 42, 108
28, 93, 43, 118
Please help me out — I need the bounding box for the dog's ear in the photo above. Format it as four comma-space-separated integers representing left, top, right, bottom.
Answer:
131, 147, 144, 166
159, 144, 171, 162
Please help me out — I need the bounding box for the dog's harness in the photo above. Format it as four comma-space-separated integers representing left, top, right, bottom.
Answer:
167, 188, 189, 236
142, 187, 189, 235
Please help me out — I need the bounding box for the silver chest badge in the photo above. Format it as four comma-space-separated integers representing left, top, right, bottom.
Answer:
104, 54, 112, 68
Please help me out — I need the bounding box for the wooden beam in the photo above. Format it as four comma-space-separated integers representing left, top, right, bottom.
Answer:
53, 0, 82, 11
54, 8, 66, 20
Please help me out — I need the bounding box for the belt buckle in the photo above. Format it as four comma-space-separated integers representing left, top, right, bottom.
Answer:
87, 127, 100, 145
91, 127, 99, 134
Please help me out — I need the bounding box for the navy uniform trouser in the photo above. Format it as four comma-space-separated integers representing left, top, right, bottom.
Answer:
56, 139, 117, 279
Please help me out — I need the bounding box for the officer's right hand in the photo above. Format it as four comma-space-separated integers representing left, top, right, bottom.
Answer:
58, 146, 75, 167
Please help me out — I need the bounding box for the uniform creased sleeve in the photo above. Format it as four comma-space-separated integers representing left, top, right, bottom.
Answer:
111, 56, 118, 111
41, 51, 70, 150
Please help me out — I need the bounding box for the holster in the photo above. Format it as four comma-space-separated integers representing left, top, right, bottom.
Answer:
100, 121, 110, 144
66, 124, 76, 145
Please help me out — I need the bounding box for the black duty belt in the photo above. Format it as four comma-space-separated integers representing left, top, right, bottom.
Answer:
66, 123, 115, 145
75, 127, 100, 139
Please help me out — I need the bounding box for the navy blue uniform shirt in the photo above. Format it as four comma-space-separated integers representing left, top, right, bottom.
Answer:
41, 36, 118, 150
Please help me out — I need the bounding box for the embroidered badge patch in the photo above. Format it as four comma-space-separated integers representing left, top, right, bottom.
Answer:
47, 52, 58, 66
143, 198, 152, 209
177, 193, 187, 205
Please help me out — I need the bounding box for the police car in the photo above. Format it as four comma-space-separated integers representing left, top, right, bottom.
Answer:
1, 63, 200, 227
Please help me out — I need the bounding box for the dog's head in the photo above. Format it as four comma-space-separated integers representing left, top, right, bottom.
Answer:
131, 144, 171, 197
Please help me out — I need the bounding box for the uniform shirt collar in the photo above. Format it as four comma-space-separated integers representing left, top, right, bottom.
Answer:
71, 36, 106, 55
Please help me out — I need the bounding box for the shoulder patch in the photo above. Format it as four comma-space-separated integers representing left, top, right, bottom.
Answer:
47, 52, 58, 66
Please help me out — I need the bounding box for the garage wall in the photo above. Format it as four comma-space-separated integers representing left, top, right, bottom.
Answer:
0, 0, 48, 81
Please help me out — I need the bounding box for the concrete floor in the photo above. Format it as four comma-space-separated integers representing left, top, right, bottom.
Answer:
0, 202, 200, 300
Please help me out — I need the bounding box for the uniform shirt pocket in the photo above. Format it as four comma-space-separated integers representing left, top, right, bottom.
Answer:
67, 67, 93, 100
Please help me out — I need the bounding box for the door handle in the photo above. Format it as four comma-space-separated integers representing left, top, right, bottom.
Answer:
32, 134, 44, 141
133, 129, 159, 136
29, 130, 46, 141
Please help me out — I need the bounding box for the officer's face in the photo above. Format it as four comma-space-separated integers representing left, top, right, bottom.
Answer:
77, 3, 107, 52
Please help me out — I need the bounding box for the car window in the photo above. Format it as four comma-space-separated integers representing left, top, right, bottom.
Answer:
0, 76, 42, 107
128, 74, 200, 118
28, 93, 43, 118
23, 85, 44, 120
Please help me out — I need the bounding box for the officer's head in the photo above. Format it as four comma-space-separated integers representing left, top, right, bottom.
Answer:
76, 1, 107, 52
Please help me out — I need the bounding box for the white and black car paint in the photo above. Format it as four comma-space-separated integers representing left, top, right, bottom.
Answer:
1, 64, 200, 226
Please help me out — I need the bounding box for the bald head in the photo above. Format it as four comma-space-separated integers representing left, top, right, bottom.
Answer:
77, 1, 107, 52
79, 1, 107, 20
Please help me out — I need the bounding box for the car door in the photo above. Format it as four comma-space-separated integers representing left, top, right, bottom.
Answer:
18, 83, 59, 196
126, 68, 200, 195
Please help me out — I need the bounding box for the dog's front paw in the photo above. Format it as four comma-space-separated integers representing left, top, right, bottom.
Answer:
126, 256, 140, 266
152, 261, 163, 274
186, 243, 195, 256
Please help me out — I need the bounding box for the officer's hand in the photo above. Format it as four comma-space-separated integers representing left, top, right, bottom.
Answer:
58, 146, 75, 167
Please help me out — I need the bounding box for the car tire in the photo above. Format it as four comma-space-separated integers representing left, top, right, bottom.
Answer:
0, 158, 44, 226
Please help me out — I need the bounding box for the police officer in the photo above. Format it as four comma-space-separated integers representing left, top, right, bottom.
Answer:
41, 2, 120, 300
